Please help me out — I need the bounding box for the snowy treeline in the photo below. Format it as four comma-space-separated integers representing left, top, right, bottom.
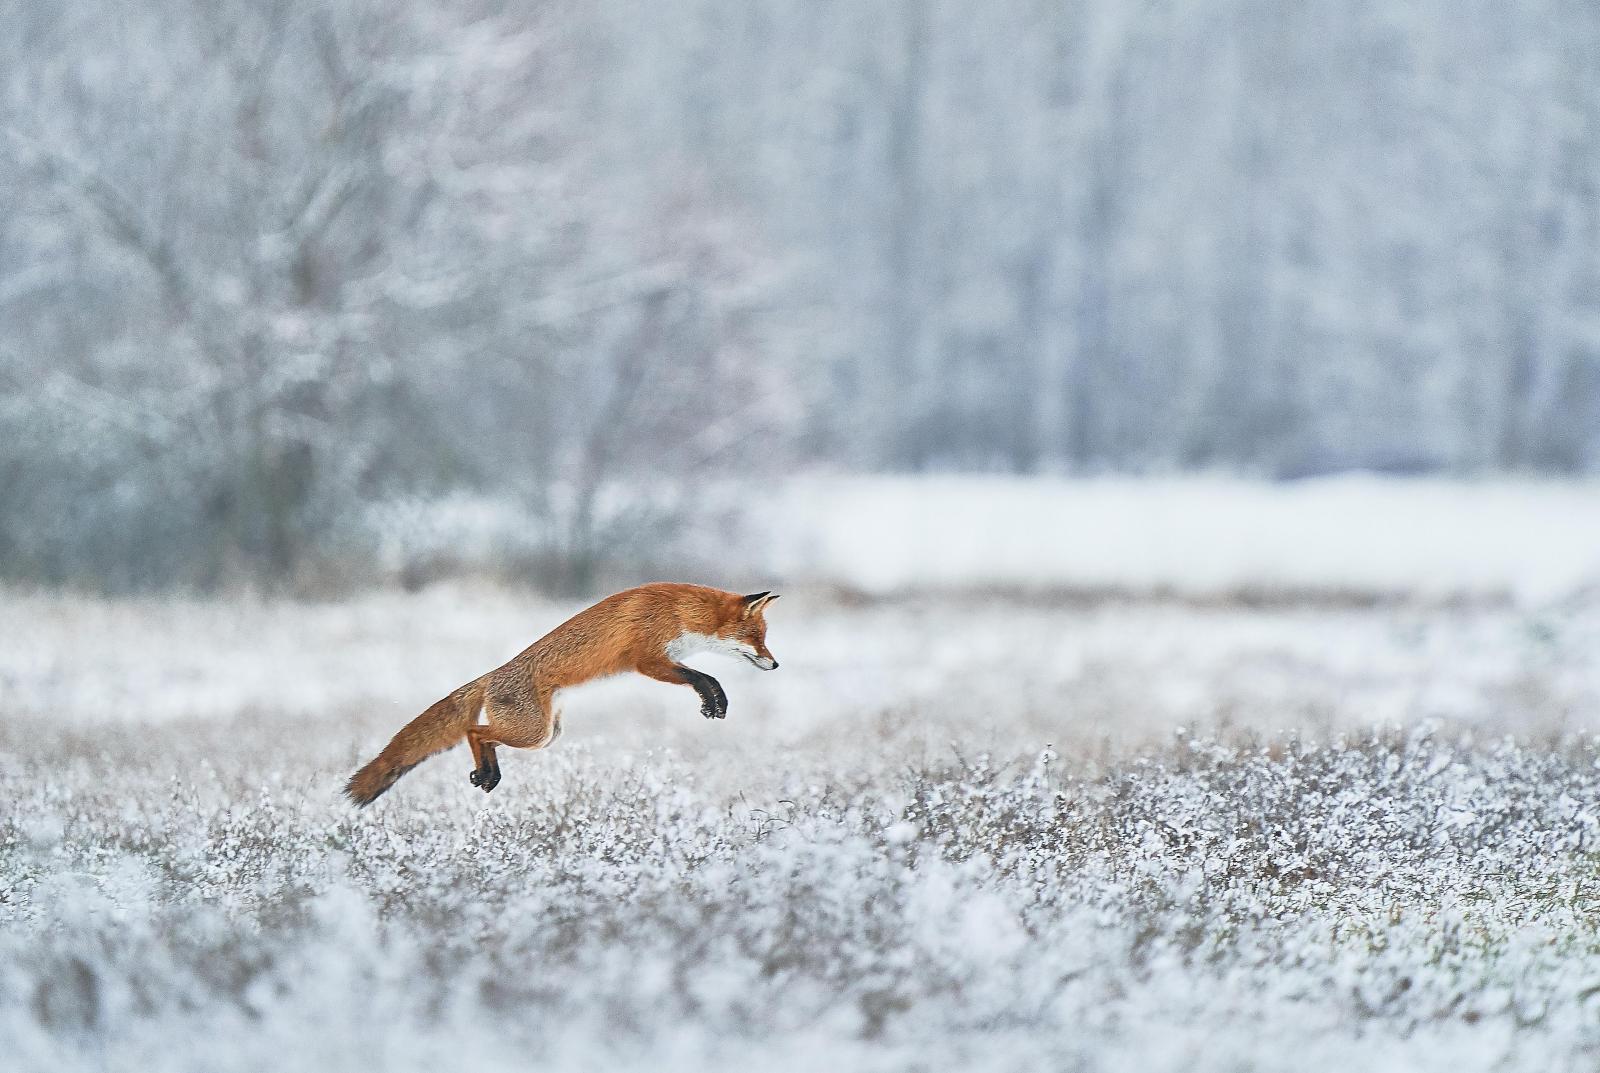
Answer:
3, 0, 1598, 587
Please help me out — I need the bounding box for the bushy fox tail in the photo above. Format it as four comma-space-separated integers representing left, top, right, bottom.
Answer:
344, 685, 481, 807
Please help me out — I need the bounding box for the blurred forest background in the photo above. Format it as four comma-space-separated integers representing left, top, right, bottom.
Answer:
3, 0, 1598, 592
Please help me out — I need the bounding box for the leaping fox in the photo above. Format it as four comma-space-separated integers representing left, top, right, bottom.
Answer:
344, 584, 780, 805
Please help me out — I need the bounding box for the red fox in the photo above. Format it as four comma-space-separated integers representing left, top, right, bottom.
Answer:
344, 584, 780, 805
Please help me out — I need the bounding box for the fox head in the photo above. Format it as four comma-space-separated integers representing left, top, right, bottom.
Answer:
718, 591, 780, 670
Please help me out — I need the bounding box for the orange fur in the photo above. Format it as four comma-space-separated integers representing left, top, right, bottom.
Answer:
344, 583, 780, 806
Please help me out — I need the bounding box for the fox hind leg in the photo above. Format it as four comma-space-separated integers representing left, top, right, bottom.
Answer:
546, 706, 564, 745
470, 746, 500, 792
466, 725, 501, 792
466, 689, 557, 794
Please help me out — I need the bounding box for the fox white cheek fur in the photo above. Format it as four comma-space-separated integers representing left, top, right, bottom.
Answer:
667, 631, 756, 663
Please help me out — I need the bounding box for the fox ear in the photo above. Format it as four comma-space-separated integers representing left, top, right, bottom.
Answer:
742, 591, 778, 617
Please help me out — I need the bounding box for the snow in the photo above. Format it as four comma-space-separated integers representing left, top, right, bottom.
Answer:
5, 584, 1598, 739
4, 480, 1600, 1071
756, 475, 1600, 603
5, 713, 1600, 1071
369, 475, 1600, 603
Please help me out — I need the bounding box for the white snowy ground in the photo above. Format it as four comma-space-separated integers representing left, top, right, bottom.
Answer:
751, 475, 1600, 603
360, 475, 1600, 604
4, 570, 1600, 1071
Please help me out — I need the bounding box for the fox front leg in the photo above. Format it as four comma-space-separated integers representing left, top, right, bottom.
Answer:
676, 665, 728, 719
636, 656, 729, 720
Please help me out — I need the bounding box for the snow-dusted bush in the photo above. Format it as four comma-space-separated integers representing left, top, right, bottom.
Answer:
4, 718, 1600, 1072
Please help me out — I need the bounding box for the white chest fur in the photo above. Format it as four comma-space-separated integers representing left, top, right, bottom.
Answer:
666, 631, 756, 663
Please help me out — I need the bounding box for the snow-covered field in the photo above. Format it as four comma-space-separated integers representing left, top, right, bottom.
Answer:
755, 475, 1600, 603
4, 577, 1600, 1071
375, 475, 1600, 603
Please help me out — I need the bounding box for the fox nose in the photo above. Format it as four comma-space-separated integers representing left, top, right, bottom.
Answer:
769, 659, 779, 669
